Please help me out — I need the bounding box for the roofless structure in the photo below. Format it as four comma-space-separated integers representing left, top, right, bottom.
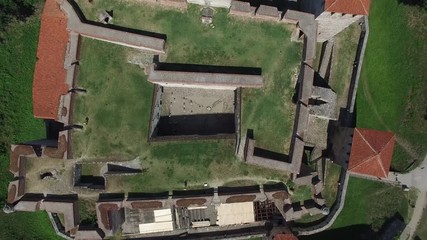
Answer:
148, 62, 262, 140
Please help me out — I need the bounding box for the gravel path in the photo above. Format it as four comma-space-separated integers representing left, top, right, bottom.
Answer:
391, 154, 427, 239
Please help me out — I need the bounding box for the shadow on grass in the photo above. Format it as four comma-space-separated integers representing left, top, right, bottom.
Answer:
397, 0, 427, 9
0, 1, 35, 41
299, 224, 378, 240
67, 0, 167, 40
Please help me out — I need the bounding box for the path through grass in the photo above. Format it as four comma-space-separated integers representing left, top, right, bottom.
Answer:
356, 0, 427, 171
302, 177, 414, 240
415, 203, 427, 239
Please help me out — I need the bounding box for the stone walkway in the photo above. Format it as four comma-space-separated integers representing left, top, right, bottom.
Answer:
388, 154, 427, 240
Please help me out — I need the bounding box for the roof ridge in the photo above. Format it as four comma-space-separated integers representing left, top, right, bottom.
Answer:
326, 0, 339, 11
375, 154, 387, 178
376, 132, 395, 153
350, 153, 377, 169
359, 0, 368, 15
377, 134, 395, 167
356, 128, 378, 154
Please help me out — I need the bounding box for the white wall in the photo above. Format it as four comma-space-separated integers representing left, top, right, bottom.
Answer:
187, 0, 231, 8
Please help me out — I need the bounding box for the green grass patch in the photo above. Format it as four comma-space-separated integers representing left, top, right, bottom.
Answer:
323, 162, 342, 206
75, 1, 301, 154
72, 38, 291, 192
81, 164, 102, 176
71, 2, 300, 191
290, 185, 312, 203
79, 198, 97, 226
333, 178, 412, 230
303, 177, 414, 240
330, 22, 360, 110
356, 0, 427, 171
415, 203, 427, 239
0, 11, 59, 240
295, 213, 324, 224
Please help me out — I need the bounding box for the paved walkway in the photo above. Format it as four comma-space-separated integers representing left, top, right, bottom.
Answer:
389, 154, 427, 240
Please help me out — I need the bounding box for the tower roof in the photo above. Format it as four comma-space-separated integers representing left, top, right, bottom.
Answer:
348, 128, 395, 178
325, 0, 371, 16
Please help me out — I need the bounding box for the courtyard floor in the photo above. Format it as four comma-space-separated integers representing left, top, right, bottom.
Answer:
71, 2, 301, 192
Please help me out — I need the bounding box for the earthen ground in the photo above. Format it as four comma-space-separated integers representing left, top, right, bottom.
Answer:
161, 87, 234, 116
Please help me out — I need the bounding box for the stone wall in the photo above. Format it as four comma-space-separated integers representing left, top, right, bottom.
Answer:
245, 139, 293, 172
229, 1, 280, 23
148, 84, 163, 138
187, 0, 231, 8
295, 170, 349, 235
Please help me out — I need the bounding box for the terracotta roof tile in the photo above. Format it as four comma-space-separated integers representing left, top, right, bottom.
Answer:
348, 128, 396, 178
325, 0, 371, 15
33, 0, 70, 120
274, 233, 299, 240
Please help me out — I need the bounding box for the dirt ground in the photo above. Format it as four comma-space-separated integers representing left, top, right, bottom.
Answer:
225, 195, 256, 203
24, 157, 76, 195
160, 87, 235, 116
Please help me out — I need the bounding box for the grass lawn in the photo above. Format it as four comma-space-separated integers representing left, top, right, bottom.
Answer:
415, 203, 427, 239
75, 0, 301, 154
322, 162, 342, 206
79, 198, 97, 226
302, 177, 415, 240
290, 185, 312, 203
355, 0, 427, 172
0, 11, 60, 240
71, 2, 300, 191
295, 213, 324, 224
329, 22, 361, 111
73, 38, 292, 192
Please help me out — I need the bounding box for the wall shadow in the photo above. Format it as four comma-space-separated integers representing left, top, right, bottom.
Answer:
67, 0, 167, 40
218, 185, 260, 195
128, 191, 169, 200
156, 114, 235, 137
106, 164, 142, 174
253, 147, 290, 162
155, 62, 262, 75
0, 1, 35, 41
397, 0, 427, 8
299, 224, 378, 240
236, 0, 298, 11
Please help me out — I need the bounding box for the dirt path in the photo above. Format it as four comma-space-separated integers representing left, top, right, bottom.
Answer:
400, 191, 427, 240
392, 154, 427, 239
361, 78, 421, 160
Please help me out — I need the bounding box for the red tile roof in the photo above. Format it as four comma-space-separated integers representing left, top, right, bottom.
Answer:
33, 0, 69, 120
348, 128, 396, 178
325, 0, 371, 16
274, 233, 299, 240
